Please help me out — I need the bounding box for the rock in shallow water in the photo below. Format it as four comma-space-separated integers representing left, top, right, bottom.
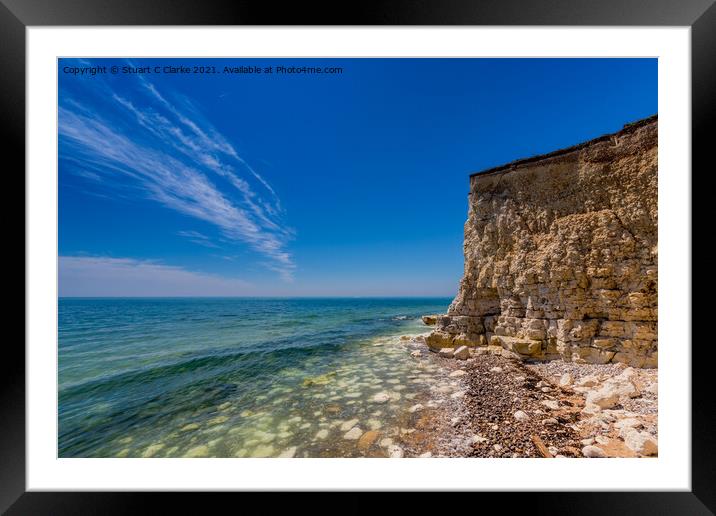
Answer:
252, 444, 275, 458
387, 444, 404, 458
278, 446, 297, 458
142, 443, 165, 458
372, 392, 391, 403
185, 445, 210, 458
357, 430, 379, 450
343, 427, 363, 440
340, 419, 359, 431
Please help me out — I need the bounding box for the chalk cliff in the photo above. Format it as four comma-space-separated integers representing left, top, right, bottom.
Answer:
428, 116, 658, 368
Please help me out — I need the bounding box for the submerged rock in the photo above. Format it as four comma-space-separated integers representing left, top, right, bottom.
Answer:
379, 438, 393, 448
252, 444, 275, 458
340, 419, 359, 431
278, 446, 297, 458
142, 443, 165, 458
185, 445, 210, 458
343, 427, 364, 440
387, 444, 404, 458
372, 392, 391, 403
302, 372, 337, 387
357, 430, 379, 450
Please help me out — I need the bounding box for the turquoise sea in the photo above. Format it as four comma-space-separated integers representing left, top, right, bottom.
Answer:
58, 297, 452, 457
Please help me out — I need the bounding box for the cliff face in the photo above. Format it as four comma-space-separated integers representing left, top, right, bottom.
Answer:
428, 116, 658, 368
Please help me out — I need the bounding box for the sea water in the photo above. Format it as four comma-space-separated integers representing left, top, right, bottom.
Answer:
58, 297, 452, 457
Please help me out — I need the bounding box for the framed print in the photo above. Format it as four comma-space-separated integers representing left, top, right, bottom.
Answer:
3, 0, 712, 512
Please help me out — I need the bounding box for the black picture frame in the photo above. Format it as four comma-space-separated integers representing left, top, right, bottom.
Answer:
3, 0, 710, 513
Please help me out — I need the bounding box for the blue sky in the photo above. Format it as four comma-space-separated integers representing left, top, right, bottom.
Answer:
58, 58, 657, 297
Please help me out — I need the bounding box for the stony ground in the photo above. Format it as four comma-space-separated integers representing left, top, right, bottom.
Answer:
404, 339, 658, 459
427, 354, 584, 457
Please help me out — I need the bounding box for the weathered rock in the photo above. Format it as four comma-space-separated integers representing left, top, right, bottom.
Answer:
453, 345, 470, 360
541, 400, 560, 410
513, 410, 530, 422
614, 418, 643, 431
586, 386, 621, 409
449, 369, 467, 378
603, 378, 640, 399
559, 373, 574, 387
426, 116, 658, 368
582, 445, 607, 458
577, 375, 601, 388
426, 331, 453, 351
421, 315, 438, 326
623, 430, 658, 456
438, 348, 455, 358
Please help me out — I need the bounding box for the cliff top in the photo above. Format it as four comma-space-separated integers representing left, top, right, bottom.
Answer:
470, 114, 658, 178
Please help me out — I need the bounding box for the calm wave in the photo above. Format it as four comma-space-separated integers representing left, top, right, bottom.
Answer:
58, 297, 451, 457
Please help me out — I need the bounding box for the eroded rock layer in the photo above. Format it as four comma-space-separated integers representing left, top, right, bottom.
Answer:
429, 116, 658, 368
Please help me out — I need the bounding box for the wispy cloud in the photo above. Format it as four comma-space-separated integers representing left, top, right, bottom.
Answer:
59, 71, 295, 279
59, 256, 255, 297
176, 230, 220, 249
